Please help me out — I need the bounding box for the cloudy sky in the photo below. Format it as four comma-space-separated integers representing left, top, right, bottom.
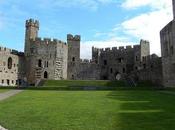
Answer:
0, 0, 173, 59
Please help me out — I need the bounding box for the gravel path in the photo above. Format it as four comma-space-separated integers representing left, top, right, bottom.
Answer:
0, 90, 24, 130
0, 90, 23, 101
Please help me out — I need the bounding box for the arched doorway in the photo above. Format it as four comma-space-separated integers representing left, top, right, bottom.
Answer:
44, 71, 48, 79
38, 59, 42, 67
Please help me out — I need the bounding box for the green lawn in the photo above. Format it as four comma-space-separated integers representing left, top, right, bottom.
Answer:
0, 89, 9, 93
0, 90, 175, 130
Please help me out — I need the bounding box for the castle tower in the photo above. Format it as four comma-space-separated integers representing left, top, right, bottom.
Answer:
173, 0, 175, 19
140, 39, 150, 61
24, 19, 39, 55
67, 34, 81, 79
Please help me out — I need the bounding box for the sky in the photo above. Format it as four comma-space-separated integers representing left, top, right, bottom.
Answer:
0, 0, 173, 59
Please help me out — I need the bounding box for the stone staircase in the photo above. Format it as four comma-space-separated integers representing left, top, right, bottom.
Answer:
35, 79, 45, 87
35, 67, 43, 79
54, 58, 63, 80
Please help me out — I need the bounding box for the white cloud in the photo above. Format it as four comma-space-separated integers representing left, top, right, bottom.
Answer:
122, 0, 171, 10
120, 0, 173, 56
80, 0, 173, 59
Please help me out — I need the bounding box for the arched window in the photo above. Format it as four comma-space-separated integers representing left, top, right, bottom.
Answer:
72, 57, 75, 62
72, 75, 74, 79
8, 57, 12, 69
38, 59, 42, 67
44, 71, 48, 79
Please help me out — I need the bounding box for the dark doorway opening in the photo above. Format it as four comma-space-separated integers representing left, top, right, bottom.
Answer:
44, 71, 48, 79
7, 79, 10, 85
38, 59, 42, 67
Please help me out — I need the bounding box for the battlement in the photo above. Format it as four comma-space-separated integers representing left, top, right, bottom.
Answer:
80, 59, 93, 64
0, 45, 24, 56
67, 34, 81, 41
93, 44, 141, 54
140, 39, 149, 44
26, 18, 39, 29
31, 37, 67, 45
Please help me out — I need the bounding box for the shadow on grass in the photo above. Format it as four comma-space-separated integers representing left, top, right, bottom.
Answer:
107, 91, 175, 130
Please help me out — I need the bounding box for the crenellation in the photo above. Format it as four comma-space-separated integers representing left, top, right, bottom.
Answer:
112, 47, 118, 51
119, 46, 125, 50
67, 34, 81, 41
126, 46, 132, 49
105, 48, 110, 51
26, 18, 39, 29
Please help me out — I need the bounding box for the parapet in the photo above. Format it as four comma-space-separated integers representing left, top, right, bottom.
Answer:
80, 59, 93, 64
0, 46, 12, 53
26, 18, 39, 29
140, 39, 149, 44
33, 37, 67, 46
67, 34, 81, 41
133, 45, 140, 50
0, 45, 23, 56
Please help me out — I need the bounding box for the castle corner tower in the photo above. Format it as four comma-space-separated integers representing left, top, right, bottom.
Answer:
173, 0, 175, 19
24, 19, 39, 55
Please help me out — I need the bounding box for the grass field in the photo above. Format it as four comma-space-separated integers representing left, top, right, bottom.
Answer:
0, 80, 174, 130
0, 89, 9, 93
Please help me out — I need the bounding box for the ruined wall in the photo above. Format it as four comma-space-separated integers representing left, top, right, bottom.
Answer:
76, 59, 100, 80
26, 38, 67, 84
0, 46, 25, 86
67, 34, 81, 80
160, 20, 175, 87
136, 54, 163, 85
93, 45, 140, 80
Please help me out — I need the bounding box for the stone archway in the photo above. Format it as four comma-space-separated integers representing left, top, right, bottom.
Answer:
44, 71, 48, 79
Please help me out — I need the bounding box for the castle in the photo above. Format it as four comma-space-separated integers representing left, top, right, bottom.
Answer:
0, 0, 175, 87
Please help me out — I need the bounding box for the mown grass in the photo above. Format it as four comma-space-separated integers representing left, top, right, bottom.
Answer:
0, 90, 175, 130
0, 89, 9, 93
44, 80, 126, 87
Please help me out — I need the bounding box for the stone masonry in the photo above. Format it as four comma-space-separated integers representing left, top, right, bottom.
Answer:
4, 0, 175, 86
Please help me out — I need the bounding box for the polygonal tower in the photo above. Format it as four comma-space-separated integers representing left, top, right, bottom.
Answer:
24, 19, 39, 56
67, 34, 81, 79
173, 0, 175, 19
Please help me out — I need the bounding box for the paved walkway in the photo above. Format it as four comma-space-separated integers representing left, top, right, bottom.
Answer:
0, 90, 23, 101
0, 90, 23, 130
0, 125, 8, 130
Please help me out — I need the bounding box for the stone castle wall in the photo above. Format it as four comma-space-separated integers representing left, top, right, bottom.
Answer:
160, 20, 175, 87
0, 46, 25, 86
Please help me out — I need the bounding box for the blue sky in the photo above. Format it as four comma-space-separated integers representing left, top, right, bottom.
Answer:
0, 0, 173, 59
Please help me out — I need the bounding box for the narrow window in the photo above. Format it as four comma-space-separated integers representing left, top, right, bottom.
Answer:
44, 71, 48, 79
38, 59, 42, 67
123, 68, 126, 73
72, 57, 75, 62
104, 60, 107, 65
110, 68, 113, 74
8, 57, 12, 69
47, 61, 49, 67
